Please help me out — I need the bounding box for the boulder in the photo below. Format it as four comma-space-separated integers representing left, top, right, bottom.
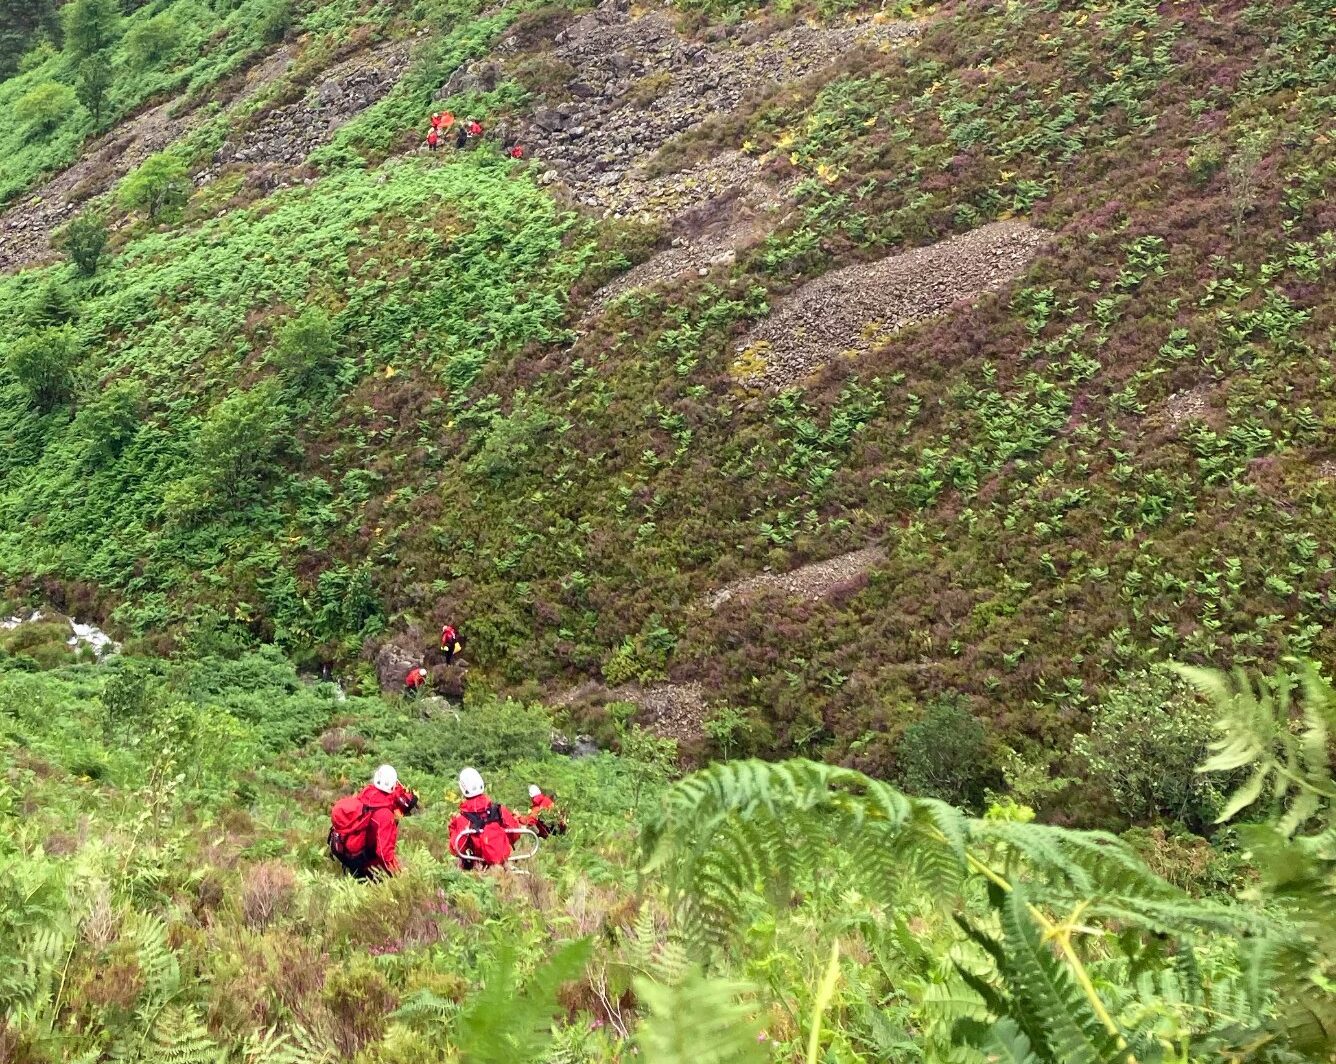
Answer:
374, 641, 420, 692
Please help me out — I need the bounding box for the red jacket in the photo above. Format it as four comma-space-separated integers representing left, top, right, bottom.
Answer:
406, 666, 427, 688
520, 792, 555, 826
427, 129, 439, 145
440, 625, 457, 649
356, 784, 405, 874
448, 794, 520, 857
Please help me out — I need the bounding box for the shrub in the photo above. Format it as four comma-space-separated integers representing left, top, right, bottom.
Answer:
165, 382, 291, 519
895, 698, 998, 812
123, 12, 179, 66
5, 327, 83, 411
259, 0, 292, 43
25, 279, 79, 328
61, 0, 120, 58
117, 152, 190, 221
1186, 142, 1223, 186
14, 81, 77, 133
240, 861, 296, 930
56, 212, 110, 275
1072, 666, 1231, 832
601, 616, 677, 686
393, 697, 550, 774
274, 306, 341, 389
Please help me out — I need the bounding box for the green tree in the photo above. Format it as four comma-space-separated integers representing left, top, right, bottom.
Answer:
72, 378, 143, 460
61, 0, 120, 58
117, 152, 190, 220
5, 327, 83, 411
75, 56, 113, 125
55, 212, 110, 275
124, 12, 179, 66
14, 81, 77, 134
164, 382, 290, 521
193, 382, 290, 500
0, 0, 58, 80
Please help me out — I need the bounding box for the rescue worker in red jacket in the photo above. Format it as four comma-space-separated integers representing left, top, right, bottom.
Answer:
426, 127, 440, 151
519, 784, 567, 838
356, 765, 418, 877
448, 767, 521, 870
405, 664, 428, 697
440, 623, 459, 665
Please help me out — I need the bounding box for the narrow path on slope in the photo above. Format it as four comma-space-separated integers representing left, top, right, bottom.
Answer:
706, 545, 885, 610
733, 219, 1050, 390
0, 45, 293, 273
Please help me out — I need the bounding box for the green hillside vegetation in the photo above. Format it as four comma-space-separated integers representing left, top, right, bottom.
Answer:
1, 0, 1335, 1054
1, 0, 1333, 788
3, 644, 1336, 1061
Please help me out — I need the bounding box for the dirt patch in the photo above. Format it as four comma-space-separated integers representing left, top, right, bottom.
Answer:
1163, 383, 1214, 428
0, 46, 293, 273
201, 39, 412, 180
450, 0, 920, 220
549, 678, 710, 745
1316, 459, 1336, 478
733, 220, 1049, 390
706, 545, 884, 609
582, 171, 795, 318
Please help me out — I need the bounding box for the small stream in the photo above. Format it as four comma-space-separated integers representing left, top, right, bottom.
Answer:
1, 610, 121, 660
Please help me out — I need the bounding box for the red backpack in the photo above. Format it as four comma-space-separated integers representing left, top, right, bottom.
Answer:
329, 796, 376, 872
462, 803, 513, 866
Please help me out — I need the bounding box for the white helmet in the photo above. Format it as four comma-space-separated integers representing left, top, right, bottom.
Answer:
459, 767, 485, 798
528, 785, 542, 799
372, 764, 398, 793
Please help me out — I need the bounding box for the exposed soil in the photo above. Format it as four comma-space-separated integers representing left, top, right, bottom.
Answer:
1163, 383, 1214, 428
448, 0, 920, 220
550, 678, 710, 745
733, 219, 1049, 390
706, 545, 885, 609
200, 39, 413, 184
581, 170, 796, 318
0, 46, 293, 273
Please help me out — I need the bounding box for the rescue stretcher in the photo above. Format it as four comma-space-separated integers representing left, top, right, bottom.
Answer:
455, 825, 542, 872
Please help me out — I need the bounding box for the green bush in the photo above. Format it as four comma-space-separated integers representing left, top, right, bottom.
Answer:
124, 12, 180, 66
392, 696, 551, 775
117, 151, 190, 220
55, 212, 110, 275
259, 0, 293, 43
601, 616, 677, 687
274, 306, 341, 389
71, 379, 144, 460
25, 278, 79, 328
1072, 667, 1231, 832
165, 382, 290, 519
5, 327, 83, 411
14, 81, 77, 133
895, 698, 999, 812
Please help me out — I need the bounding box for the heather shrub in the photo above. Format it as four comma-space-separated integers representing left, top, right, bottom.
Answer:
240, 861, 297, 930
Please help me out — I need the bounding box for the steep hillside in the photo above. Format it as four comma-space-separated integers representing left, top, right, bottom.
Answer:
0, 0, 1334, 790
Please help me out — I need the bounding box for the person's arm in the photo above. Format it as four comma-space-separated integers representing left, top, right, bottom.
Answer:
501, 805, 522, 830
